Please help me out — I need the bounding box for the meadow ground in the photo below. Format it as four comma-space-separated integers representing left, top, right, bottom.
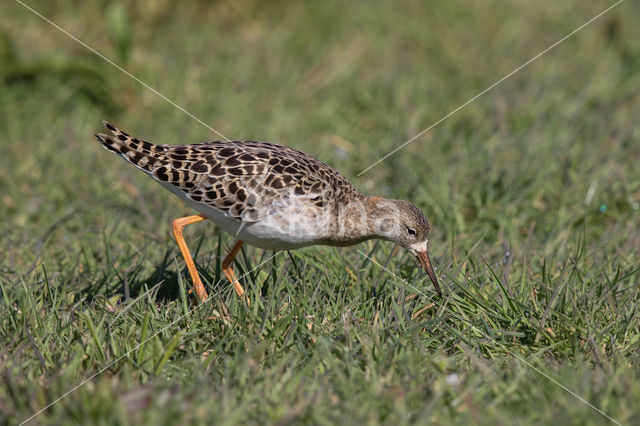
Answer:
1, 0, 639, 424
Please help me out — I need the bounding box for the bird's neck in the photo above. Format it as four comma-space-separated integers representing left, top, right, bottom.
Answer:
328, 195, 390, 245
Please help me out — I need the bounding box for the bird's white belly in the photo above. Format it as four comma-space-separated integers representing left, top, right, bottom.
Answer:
160, 181, 329, 250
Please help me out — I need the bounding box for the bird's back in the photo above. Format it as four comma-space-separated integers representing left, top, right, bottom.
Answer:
95, 122, 359, 230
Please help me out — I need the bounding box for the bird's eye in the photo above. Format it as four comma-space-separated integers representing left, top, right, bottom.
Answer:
406, 227, 417, 236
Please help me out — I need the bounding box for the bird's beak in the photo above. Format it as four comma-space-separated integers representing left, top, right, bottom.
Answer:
416, 251, 442, 296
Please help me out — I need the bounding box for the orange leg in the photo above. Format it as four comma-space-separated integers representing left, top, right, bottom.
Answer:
222, 241, 249, 303
172, 214, 208, 303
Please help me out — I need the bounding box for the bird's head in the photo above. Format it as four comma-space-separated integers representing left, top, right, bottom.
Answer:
367, 198, 441, 296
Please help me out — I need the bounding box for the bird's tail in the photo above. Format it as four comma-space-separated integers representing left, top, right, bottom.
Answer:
95, 121, 169, 173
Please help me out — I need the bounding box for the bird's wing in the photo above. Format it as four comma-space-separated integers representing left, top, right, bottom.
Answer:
95, 122, 356, 222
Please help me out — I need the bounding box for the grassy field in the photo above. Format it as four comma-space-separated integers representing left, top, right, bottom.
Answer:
1, 0, 640, 424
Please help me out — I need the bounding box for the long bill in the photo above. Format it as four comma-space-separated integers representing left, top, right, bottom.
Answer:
416, 251, 442, 296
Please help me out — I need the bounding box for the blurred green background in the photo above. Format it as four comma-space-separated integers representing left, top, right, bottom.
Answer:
1, 0, 639, 424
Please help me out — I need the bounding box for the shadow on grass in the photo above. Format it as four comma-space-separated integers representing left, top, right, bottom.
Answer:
78, 232, 233, 304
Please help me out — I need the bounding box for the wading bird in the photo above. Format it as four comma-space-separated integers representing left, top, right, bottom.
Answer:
96, 122, 441, 303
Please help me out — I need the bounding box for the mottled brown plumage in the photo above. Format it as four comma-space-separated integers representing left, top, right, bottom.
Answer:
95, 121, 441, 300
96, 121, 358, 224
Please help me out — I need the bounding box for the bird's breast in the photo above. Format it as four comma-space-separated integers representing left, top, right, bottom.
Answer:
237, 202, 334, 249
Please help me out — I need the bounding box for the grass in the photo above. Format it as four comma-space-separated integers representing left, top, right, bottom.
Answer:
1, 0, 640, 424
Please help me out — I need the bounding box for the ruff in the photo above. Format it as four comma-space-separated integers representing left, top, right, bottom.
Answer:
96, 122, 441, 302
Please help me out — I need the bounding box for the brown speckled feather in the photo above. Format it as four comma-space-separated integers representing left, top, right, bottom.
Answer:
95, 122, 442, 295
95, 121, 358, 223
